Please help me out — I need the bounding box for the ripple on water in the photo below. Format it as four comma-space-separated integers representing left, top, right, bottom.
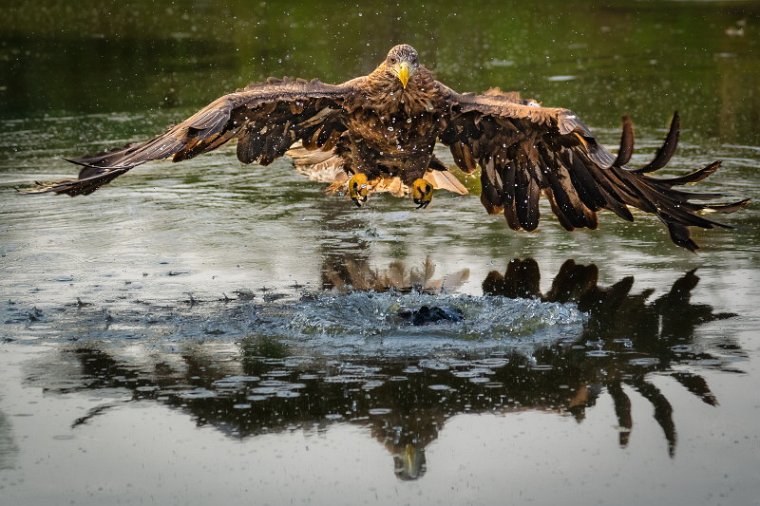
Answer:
362, 380, 386, 390
473, 358, 510, 368
419, 359, 450, 371
213, 375, 260, 389
628, 357, 661, 367
246, 380, 305, 399
452, 370, 481, 378
323, 375, 367, 384
265, 370, 292, 378
275, 390, 301, 399
178, 388, 217, 400
428, 384, 455, 392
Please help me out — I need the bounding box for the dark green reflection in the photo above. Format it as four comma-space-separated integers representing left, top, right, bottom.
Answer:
2, 1, 759, 144
31, 258, 743, 480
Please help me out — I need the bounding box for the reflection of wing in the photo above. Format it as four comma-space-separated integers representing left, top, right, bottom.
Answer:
482, 258, 735, 454
30, 78, 360, 196
440, 86, 748, 251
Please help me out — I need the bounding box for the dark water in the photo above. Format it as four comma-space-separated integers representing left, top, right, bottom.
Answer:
2, 1, 760, 505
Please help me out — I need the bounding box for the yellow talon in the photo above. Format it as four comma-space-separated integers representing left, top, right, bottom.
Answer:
412, 178, 433, 209
348, 173, 370, 207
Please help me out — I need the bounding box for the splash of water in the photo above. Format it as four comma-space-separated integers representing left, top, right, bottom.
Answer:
255, 291, 585, 356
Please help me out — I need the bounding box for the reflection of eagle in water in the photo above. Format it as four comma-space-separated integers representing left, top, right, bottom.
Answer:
30, 44, 747, 250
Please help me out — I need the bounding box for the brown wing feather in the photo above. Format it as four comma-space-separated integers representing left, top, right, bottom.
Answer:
30, 78, 359, 196
439, 86, 747, 251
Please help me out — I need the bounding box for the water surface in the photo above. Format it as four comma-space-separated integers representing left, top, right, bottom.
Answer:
1, 2, 760, 505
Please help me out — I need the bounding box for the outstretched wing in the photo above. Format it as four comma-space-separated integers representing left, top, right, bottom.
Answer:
438, 86, 748, 251
28, 77, 361, 196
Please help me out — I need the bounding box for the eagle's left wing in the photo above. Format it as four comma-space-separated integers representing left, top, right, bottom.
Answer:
437, 85, 747, 251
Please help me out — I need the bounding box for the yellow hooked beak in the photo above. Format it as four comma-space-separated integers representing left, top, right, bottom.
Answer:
394, 61, 413, 89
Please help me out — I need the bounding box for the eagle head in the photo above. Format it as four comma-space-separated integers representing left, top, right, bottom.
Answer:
384, 44, 420, 89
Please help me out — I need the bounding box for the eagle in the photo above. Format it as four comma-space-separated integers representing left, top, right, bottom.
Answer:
27, 44, 747, 251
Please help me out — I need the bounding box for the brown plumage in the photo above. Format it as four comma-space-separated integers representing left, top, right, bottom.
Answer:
26, 44, 747, 250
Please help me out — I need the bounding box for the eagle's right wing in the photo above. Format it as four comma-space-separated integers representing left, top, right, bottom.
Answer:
27, 77, 362, 196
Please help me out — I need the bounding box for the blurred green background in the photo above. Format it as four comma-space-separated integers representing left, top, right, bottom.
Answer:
1, 0, 758, 145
